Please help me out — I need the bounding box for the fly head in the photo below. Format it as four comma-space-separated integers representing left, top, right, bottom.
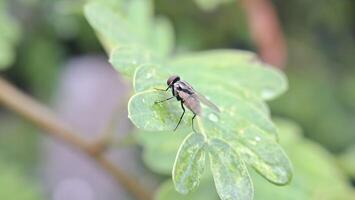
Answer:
167, 75, 180, 87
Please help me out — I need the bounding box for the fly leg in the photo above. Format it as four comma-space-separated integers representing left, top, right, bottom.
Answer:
174, 101, 185, 131
154, 96, 174, 104
191, 114, 197, 132
154, 86, 170, 91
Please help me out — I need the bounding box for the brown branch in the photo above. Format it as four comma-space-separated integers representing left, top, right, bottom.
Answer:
0, 77, 152, 200
240, 0, 287, 69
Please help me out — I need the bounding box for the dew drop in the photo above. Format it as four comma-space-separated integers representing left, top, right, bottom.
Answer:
255, 136, 261, 141
132, 60, 138, 65
142, 98, 146, 103
146, 73, 152, 79
261, 88, 274, 99
208, 113, 219, 122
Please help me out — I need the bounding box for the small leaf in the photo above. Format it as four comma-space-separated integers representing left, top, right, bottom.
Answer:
109, 46, 158, 77
0, 1, 21, 70
128, 90, 193, 131
127, 0, 153, 42
252, 118, 355, 200
84, 2, 136, 50
133, 65, 169, 92
151, 17, 175, 57
194, 0, 234, 11
0, 41, 14, 70
208, 139, 253, 200
233, 126, 293, 185
156, 178, 219, 200
84, 0, 175, 57
170, 50, 288, 100
173, 133, 206, 194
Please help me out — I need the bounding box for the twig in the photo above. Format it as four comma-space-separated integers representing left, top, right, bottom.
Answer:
0, 77, 152, 200
240, 0, 287, 69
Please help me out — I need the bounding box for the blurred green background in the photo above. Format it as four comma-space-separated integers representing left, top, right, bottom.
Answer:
0, 0, 354, 199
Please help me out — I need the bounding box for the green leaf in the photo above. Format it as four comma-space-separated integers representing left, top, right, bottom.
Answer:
253, 118, 355, 200
173, 133, 206, 194
194, 0, 234, 11
338, 145, 355, 179
156, 178, 219, 200
169, 50, 288, 100
151, 17, 175, 58
128, 90, 193, 131
232, 126, 293, 185
0, 41, 14, 70
0, 160, 42, 200
0, 0, 21, 70
127, 51, 292, 198
208, 139, 253, 200
84, 2, 136, 51
153, 119, 355, 200
126, 0, 153, 43
84, 0, 174, 56
109, 46, 159, 77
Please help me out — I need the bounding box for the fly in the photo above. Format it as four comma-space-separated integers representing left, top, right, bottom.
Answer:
154, 75, 220, 132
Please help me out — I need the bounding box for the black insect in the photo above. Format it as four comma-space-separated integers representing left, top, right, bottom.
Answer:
154, 75, 220, 132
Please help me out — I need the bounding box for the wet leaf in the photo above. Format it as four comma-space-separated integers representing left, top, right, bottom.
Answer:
208, 139, 253, 200
156, 178, 219, 200
109, 46, 158, 77
84, 2, 135, 51
85, 3, 292, 197
170, 50, 287, 100
173, 133, 206, 194
84, 0, 174, 56
127, 51, 292, 199
154, 119, 355, 200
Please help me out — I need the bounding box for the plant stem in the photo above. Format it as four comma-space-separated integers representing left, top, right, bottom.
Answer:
0, 77, 152, 200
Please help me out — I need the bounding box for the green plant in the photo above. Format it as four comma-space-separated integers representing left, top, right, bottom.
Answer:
85, 0, 292, 199
0, 0, 21, 70
153, 119, 355, 200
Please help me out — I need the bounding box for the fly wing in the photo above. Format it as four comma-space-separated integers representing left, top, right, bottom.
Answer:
179, 80, 220, 113
194, 91, 220, 113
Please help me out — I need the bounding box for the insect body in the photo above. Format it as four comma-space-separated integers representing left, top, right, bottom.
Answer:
155, 75, 220, 132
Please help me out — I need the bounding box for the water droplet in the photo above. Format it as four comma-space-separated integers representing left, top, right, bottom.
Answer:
255, 136, 261, 141
132, 60, 138, 65
261, 88, 274, 99
142, 98, 146, 103
208, 113, 219, 122
146, 73, 152, 79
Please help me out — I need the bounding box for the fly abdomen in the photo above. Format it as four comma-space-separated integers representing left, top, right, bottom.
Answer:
185, 97, 201, 115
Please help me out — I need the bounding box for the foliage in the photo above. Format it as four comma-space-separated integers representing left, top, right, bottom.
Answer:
85, 0, 292, 199
0, 0, 21, 70
0, 0, 353, 199
0, 115, 39, 169
194, 0, 233, 11
0, 159, 42, 200
154, 119, 355, 200
338, 145, 355, 179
